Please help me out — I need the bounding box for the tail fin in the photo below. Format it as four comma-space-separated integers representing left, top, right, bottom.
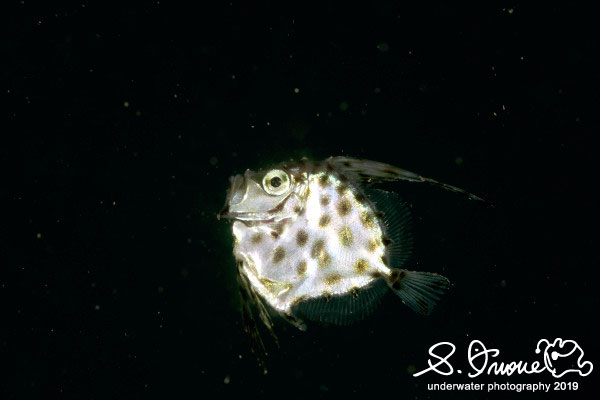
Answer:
387, 268, 450, 315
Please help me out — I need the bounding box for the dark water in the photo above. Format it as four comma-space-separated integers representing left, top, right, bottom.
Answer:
8, 2, 598, 399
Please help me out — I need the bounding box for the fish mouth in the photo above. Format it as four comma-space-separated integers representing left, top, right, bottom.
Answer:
217, 208, 275, 224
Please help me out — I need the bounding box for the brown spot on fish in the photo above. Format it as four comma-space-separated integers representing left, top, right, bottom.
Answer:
296, 260, 307, 277
367, 238, 379, 252
326, 163, 335, 172
250, 233, 263, 244
355, 259, 369, 274
296, 230, 309, 247
270, 231, 280, 239
322, 292, 332, 302
351, 287, 359, 298
336, 184, 349, 195
339, 226, 353, 247
311, 238, 331, 268
310, 162, 322, 173
293, 172, 307, 184
273, 221, 286, 235
324, 273, 342, 286
392, 281, 401, 290
320, 195, 331, 206
355, 193, 367, 204
337, 198, 352, 216
342, 161, 352, 167
273, 247, 286, 263
318, 251, 331, 268
360, 211, 376, 228
338, 173, 349, 183
319, 215, 331, 228
370, 271, 382, 279
382, 236, 392, 246
311, 239, 326, 258
381, 255, 389, 266
293, 205, 302, 214
389, 270, 400, 281
376, 211, 385, 220
319, 174, 330, 187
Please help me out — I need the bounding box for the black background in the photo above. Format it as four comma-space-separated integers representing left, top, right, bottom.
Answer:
7, 1, 598, 399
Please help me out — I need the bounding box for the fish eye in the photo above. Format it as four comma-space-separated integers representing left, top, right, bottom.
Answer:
270, 176, 282, 188
262, 169, 290, 196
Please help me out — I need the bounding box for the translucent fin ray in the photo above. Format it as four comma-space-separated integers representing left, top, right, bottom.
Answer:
237, 261, 278, 374
365, 188, 414, 267
330, 156, 487, 203
291, 279, 389, 325
387, 268, 450, 315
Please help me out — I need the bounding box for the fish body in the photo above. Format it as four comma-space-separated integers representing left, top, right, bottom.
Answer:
219, 157, 482, 333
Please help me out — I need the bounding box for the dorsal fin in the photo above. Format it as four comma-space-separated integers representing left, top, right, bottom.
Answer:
291, 279, 388, 326
329, 156, 488, 203
365, 189, 413, 268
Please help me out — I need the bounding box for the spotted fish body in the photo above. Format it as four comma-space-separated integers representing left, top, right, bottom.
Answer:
231, 161, 391, 327
219, 157, 483, 335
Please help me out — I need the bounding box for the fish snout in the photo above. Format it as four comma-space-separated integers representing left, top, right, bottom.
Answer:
217, 175, 246, 219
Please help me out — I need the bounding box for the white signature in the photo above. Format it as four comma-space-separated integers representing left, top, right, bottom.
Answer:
413, 338, 593, 378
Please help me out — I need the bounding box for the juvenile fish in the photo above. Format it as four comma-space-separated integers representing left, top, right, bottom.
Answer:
218, 157, 483, 366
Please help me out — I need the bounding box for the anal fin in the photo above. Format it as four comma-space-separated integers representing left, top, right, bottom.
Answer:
291, 279, 389, 326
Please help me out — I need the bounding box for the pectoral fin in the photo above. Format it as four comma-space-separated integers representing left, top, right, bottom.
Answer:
237, 261, 278, 374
